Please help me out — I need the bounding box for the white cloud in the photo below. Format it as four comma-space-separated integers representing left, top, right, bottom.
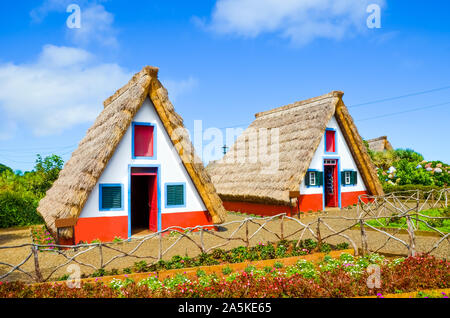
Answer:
0, 45, 131, 136
30, 0, 117, 47
161, 76, 199, 101
204, 0, 386, 45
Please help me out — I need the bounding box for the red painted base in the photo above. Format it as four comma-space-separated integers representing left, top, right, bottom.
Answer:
223, 201, 293, 217
223, 190, 369, 217
298, 194, 323, 212
341, 191, 369, 207
74, 216, 128, 244
161, 210, 214, 231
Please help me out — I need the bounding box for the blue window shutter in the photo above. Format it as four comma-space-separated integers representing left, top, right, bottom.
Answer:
101, 186, 122, 209
305, 172, 310, 186
317, 171, 323, 186
167, 184, 184, 206
352, 171, 358, 185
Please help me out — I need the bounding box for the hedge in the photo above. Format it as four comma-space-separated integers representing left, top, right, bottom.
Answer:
383, 184, 446, 199
0, 191, 43, 228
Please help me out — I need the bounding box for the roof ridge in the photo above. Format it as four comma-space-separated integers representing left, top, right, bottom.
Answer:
255, 90, 343, 119
103, 66, 159, 108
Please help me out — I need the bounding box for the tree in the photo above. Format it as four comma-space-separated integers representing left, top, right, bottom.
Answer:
0, 163, 12, 174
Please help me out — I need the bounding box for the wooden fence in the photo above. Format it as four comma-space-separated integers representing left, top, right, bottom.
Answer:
0, 188, 448, 283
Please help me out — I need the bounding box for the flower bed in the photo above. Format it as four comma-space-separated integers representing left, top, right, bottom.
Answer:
1, 254, 448, 298
362, 288, 450, 299
65, 239, 350, 281
57, 249, 354, 286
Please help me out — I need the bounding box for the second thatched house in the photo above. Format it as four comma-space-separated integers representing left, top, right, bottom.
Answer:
37, 66, 226, 244
207, 91, 383, 216
367, 136, 393, 152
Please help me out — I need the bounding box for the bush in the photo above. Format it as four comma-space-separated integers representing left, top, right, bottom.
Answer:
383, 184, 444, 197
0, 191, 42, 228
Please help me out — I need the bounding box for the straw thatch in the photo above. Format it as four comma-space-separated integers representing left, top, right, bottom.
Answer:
367, 136, 393, 152
206, 91, 384, 206
37, 66, 226, 239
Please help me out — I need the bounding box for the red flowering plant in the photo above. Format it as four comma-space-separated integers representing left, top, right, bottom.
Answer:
1, 254, 448, 298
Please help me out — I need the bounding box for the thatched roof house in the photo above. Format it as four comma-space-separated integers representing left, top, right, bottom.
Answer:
38, 66, 226, 243
367, 136, 393, 152
207, 91, 383, 216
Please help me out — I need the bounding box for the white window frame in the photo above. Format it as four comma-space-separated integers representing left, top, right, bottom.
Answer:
344, 171, 352, 185
309, 171, 316, 186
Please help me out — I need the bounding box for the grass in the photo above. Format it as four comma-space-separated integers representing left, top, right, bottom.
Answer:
364, 208, 450, 233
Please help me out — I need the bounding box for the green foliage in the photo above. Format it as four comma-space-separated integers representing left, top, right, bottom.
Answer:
221, 266, 232, 275
0, 154, 63, 228
0, 163, 12, 174
273, 261, 284, 269
0, 191, 42, 228
383, 184, 443, 195
319, 243, 332, 253
369, 147, 449, 188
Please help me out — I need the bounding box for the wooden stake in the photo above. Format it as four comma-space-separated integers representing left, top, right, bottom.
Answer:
32, 245, 43, 283
316, 218, 322, 250
405, 216, 416, 257
359, 219, 368, 256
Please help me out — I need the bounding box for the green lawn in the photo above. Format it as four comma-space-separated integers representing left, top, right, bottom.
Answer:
365, 208, 450, 233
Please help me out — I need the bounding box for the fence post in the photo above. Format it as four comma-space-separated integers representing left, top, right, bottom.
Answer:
316, 218, 322, 251
200, 229, 205, 253
99, 243, 103, 269
445, 189, 448, 208
32, 245, 43, 283
280, 215, 284, 241
405, 216, 416, 257
245, 220, 249, 248
158, 232, 163, 261
359, 219, 368, 256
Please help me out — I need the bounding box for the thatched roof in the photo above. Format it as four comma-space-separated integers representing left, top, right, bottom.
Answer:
206, 91, 384, 206
367, 136, 393, 152
37, 66, 226, 239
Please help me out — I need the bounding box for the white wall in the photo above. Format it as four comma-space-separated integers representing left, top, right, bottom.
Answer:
79, 98, 206, 221
299, 116, 367, 195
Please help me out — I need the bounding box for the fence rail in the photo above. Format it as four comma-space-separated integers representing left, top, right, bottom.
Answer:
0, 188, 448, 283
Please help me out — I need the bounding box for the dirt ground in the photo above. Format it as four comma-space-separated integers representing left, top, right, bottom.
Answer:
1, 206, 448, 283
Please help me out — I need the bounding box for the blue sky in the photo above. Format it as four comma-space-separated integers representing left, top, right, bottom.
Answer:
0, 0, 449, 172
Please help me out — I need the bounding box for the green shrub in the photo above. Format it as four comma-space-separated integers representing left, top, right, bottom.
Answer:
196, 269, 206, 277
273, 261, 284, 269
0, 191, 42, 228
335, 242, 349, 250
319, 243, 332, 253
133, 261, 148, 273
222, 266, 232, 275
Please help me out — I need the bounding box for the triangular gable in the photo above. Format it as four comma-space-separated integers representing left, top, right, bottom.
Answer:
207, 91, 383, 206
38, 66, 226, 238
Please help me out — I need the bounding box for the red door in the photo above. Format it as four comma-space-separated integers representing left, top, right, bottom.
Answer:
148, 175, 158, 232
130, 167, 158, 233
324, 160, 338, 207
